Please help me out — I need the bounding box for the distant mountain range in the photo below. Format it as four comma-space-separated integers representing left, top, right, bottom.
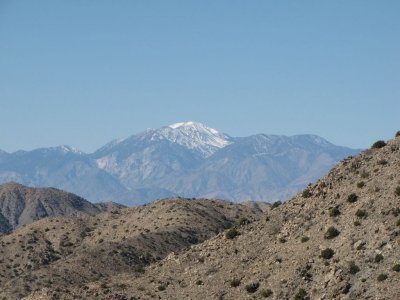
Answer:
0, 122, 360, 205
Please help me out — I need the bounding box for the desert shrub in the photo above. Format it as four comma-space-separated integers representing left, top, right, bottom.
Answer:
245, 282, 260, 293
329, 207, 341, 217
355, 209, 367, 218
239, 217, 250, 226
324, 226, 340, 239
371, 140, 386, 149
230, 278, 241, 287
302, 188, 312, 198
271, 201, 282, 210
360, 171, 369, 178
347, 193, 358, 203
396, 131, 400, 138
397, 219, 400, 226
349, 261, 360, 274
377, 274, 388, 282
357, 181, 365, 188
375, 254, 384, 263
260, 288, 273, 298
321, 248, 335, 259
294, 288, 309, 300
157, 285, 166, 291
354, 220, 361, 226
392, 264, 400, 272
279, 237, 287, 243
196, 280, 203, 285
377, 159, 388, 165
225, 228, 239, 239
395, 187, 400, 197
301, 236, 309, 243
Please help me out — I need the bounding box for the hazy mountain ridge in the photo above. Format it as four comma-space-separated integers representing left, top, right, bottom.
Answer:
0, 122, 359, 204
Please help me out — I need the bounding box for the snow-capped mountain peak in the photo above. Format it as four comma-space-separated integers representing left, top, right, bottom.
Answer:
158, 121, 231, 157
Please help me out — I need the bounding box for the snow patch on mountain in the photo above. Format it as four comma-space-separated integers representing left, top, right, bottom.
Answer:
159, 122, 232, 157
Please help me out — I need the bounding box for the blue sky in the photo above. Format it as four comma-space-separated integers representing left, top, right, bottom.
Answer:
0, 0, 399, 152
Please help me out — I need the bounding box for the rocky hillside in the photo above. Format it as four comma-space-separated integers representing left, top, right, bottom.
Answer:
0, 183, 123, 233
0, 198, 262, 299
28, 132, 398, 300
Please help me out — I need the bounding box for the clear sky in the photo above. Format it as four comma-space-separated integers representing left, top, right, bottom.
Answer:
0, 1, 399, 153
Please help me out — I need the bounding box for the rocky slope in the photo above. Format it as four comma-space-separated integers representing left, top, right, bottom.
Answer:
30, 132, 399, 300
0, 183, 123, 233
0, 122, 359, 204
0, 198, 262, 299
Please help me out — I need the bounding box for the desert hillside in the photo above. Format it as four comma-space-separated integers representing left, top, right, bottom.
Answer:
0, 183, 123, 233
42, 133, 400, 300
0, 198, 262, 299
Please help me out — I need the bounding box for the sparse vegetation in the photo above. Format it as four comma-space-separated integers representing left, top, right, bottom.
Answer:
377, 274, 388, 282
260, 288, 273, 298
375, 254, 384, 263
245, 282, 260, 293
347, 193, 358, 203
349, 261, 360, 274
300, 236, 309, 243
230, 278, 241, 287
321, 248, 335, 259
294, 288, 309, 300
239, 217, 250, 226
271, 201, 282, 210
371, 140, 386, 149
355, 209, 367, 218
392, 264, 400, 272
302, 188, 312, 198
357, 181, 365, 188
329, 207, 340, 217
324, 226, 340, 239
225, 228, 240, 239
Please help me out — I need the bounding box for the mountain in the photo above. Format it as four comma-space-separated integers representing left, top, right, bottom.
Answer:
0, 122, 359, 204
0, 198, 262, 299
7, 132, 400, 299
0, 183, 124, 233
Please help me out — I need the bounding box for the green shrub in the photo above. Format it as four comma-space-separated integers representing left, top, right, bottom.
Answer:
375, 254, 384, 263
321, 248, 335, 259
347, 193, 358, 203
324, 226, 340, 239
239, 217, 250, 226
225, 228, 239, 239
230, 278, 241, 287
301, 236, 309, 243
355, 209, 367, 218
357, 181, 365, 188
392, 264, 400, 272
349, 261, 360, 274
329, 207, 341, 217
302, 188, 312, 198
245, 282, 260, 293
271, 201, 282, 210
260, 289, 273, 298
294, 288, 309, 300
371, 140, 386, 149
377, 274, 388, 282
